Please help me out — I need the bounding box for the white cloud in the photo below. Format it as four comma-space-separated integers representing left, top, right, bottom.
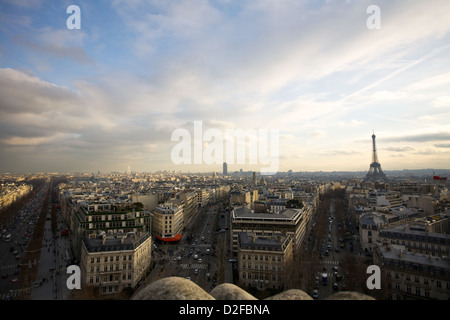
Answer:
431, 96, 450, 108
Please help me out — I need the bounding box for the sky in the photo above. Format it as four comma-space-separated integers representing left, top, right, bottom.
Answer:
1, 0, 450, 174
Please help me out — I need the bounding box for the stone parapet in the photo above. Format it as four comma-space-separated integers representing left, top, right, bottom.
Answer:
132, 277, 375, 300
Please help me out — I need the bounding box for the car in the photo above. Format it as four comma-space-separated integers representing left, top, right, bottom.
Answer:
333, 282, 339, 290
194, 269, 199, 275
312, 289, 319, 299
198, 258, 202, 263
228, 259, 237, 263
193, 254, 198, 260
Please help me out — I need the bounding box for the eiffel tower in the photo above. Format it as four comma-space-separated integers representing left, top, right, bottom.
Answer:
365, 132, 387, 181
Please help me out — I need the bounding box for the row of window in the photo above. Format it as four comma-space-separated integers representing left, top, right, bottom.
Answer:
384, 260, 449, 276
241, 263, 283, 271
89, 221, 141, 228
89, 273, 133, 284
90, 255, 133, 263
240, 254, 282, 262
88, 263, 133, 273
392, 283, 450, 299
388, 272, 450, 288
241, 273, 282, 282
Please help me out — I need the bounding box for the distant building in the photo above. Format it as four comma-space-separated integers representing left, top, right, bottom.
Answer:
223, 162, 228, 176
368, 191, 403, 210
359, 208, 419, 252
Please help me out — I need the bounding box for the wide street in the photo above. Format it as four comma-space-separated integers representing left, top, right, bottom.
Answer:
141, 200, 233, 294
303, 191, 364, 299
0, 180, 73, 300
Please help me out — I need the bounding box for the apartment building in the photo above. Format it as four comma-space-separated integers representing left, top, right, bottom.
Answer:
359, 208, 419, 252
374, 243, 450, 300
69, 202, 151, 262
237, 232, 293, 290
368, 191, 403, 210
378, 224, 450, 258
231, 206, 307, 255
80, 231, 152, 295
151, 202, 184, 242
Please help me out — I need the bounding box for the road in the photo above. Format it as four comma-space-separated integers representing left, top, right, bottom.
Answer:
0, 179, 73, 300
304, 192, 362, 300
0, 180, 50, 299
141, 201, 233, 294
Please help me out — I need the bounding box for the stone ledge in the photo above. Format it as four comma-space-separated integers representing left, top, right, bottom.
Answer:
132, 277, 375, 300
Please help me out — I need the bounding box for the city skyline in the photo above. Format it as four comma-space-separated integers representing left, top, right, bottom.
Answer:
1, 0, 450, 174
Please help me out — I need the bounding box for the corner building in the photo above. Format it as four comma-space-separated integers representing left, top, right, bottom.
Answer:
237, 233, 293, 290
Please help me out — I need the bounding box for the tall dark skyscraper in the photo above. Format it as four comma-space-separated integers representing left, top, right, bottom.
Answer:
223, 162, 228, 176
365, 132, 387, 181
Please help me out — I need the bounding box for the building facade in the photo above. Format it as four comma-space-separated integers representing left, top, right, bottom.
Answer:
231, 206, 307, 255
374, 243, 450, 300
80, 231, 152, 295
151, 203, 184, 242
237, 232, 293, 290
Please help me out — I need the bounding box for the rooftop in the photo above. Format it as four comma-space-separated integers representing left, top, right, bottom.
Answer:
232, 206, 302, 221
83, 231, 151, 253
238, 232, 289, 251
376, 243, 450, 270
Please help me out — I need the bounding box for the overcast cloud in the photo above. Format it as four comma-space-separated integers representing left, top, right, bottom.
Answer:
1, 0, 450, 173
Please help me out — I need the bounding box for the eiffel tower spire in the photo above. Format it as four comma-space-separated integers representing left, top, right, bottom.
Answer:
365, 132, 387, 181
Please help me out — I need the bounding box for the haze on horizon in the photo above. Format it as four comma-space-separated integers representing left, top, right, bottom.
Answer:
1, 0, 450, 174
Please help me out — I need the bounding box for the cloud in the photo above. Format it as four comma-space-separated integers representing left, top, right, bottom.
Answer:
1, 0, 450, 172
0, 68, 79, 115
434, 144, 450, 149
382, 146, 415, 152
382, 132, 450, 143
12, 31, 94, 65
431, 96, 450, 108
